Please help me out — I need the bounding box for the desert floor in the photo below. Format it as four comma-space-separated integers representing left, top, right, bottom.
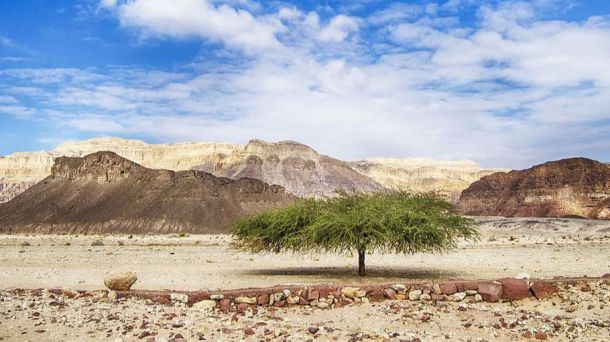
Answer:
0, 217, 609, 341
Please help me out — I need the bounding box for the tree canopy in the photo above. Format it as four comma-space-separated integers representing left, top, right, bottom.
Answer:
232, 191, 479, 276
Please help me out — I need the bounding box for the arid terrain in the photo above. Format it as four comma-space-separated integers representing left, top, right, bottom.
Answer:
1, 217, 609, 341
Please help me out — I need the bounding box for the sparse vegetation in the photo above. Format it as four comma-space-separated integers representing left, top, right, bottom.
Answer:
20, 241, 31, 247
233, 191, 478, 276
90, 240, 104, 247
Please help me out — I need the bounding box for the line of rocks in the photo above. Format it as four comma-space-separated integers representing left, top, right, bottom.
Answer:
118, 277, 585, 314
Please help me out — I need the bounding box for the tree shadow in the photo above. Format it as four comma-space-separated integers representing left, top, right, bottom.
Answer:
241, 266, 460, 281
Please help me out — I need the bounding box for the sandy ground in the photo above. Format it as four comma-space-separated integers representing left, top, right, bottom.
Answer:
0, 217, 609, 341
0, 218, 609, 291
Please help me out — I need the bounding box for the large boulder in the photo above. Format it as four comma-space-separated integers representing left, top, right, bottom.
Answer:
104, 272, 137, 291
530, 281, 558, 299
477, 282, 503, 302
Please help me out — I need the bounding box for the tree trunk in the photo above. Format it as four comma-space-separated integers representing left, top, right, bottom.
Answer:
358, 249, 366, 276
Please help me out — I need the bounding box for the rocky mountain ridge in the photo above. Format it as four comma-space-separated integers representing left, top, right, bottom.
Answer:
0, 152, 295, 234
457, 158, 610, 219
0, 137, 503, 202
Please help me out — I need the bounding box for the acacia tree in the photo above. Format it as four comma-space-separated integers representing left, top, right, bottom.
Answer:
232, 191, 478, 276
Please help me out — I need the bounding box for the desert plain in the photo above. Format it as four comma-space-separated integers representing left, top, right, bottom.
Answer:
1, 217, 610, 341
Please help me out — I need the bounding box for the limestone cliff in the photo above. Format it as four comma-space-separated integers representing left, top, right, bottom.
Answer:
193, 139, 385, 197
0, 152, 296, 234
457, 158, 610, 219
351, 158, 507, 201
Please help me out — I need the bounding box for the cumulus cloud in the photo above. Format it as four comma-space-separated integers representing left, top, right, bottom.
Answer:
108, 0, 283, 52
318, 15, 360, 42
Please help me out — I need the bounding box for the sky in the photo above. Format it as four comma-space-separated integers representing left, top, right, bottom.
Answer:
1, 0, 610, 168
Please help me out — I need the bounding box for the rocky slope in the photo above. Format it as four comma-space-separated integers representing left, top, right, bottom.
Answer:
351, 158, 507, 201
0, 137, 506, 202
193, 139, 385, 197
457, 158, 610, 219
0, 152, 295, 234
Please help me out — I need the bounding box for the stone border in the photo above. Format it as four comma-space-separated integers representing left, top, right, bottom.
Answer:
97, 275, 610, 313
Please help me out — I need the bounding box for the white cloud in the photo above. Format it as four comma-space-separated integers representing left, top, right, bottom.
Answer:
107, 0, 283, 52
99, 0, 117, 9
318, 15, 360, 42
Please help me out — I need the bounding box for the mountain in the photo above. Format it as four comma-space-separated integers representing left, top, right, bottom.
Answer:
0, 137, 506, 202
193, 139, 385, 197
457, 158, 610, 219
351, 158, 507, 201
0, 152, 296, 234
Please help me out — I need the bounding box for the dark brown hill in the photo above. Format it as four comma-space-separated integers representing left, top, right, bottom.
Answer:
0, 152, 296, 234
457, 158, 610, 219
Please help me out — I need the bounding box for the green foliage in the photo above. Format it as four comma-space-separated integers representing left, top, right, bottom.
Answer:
232, 191, 479, 257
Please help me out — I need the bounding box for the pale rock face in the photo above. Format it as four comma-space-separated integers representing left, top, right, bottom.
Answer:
194, 139, 385, 197
351, 158, 508, 201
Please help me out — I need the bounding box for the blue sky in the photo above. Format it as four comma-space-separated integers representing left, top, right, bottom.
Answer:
1, 0, 610, 168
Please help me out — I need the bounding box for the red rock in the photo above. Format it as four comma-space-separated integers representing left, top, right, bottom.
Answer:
299, 297, 309, 305
477, 283, 503, 302
439, 282, 457, 295
456, 282, 479, 292
257, 294, 269, 305
430, 294, 444, 301
138, 331, 152, 339
219, 299, 231, 313
236, 303, 250, 311
273, 300, 286, 307
367, 289, 385, 302
530, 281, 558, 299
602, 273, 610, 278
523, 331, 533, 339
244, 328, 255, 336
498, 278, 529, 300
383, 288, 397, 300
306, 290, 319, 301
534, 332, 548, 340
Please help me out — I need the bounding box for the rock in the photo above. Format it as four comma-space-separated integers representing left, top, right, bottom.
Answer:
477, 283, 503, 302
272, 292, 285, 302
432, 284, 442, 295
451, 292, 467, 302
210, 294, 224, 300
170, 293, 189, 304
282, 289, 291, 298
565, 304, 579, 313
219, 299, 231, 313
530, 281, 558, 299
391, 284, 407, 293
244, 328, 255, 336
257, 294, 269, 305
465, 290, 477, 296
235, 296, 257, 305
341, 287, 360, 298
431, 294, 444, 301
420, 294, 431, 301
192, 300, 216, 311
306, 290, 319, 301
408, 290, 422, 301
498, 278, 529, 300
287, 296, 300, 305
317, 301, 330, 309
355, 290, 367, 298
474, 294, 482, 302
534, 332, 548, 340
308, 327, 319, 334
107, 291, 117, 300
439, 282, 458, 295
383, 288, 397, 300
103, 272, 137, 291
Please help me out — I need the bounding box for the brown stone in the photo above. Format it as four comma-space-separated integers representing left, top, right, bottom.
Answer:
383, 288, 397, 300
306, 290, 320, 301
477, 283, 503, 302
530, 281, 558, 299
367, 289, 385, 302
299, 297, 309, 305
244, 328, 255, 336
236, 303, 250, 311
219, 298, 231, 313
498, 278, 529, 300
273, 300, 286, 307
430, 294, 444, 301
257, 294, 269, 305
104, 272, 137, 291
534, 332, 548, 340
439, 282, 458, 295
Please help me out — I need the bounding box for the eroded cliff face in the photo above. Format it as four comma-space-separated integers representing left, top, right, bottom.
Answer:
0, 152, 295, 234
457, 158, 610, 219
0, 137, 507, 202
351, 158, 508, 201
193, 139, 385, 197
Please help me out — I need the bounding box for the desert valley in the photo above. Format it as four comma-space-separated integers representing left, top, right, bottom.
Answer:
0, 137, 609, 341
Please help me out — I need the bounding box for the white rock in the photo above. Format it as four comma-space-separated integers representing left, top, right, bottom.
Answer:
170, 293, 189, 304
515, 272, 531, 280
408, 290, 422, 301
235, 296, 257, 305
287, 296, 300, 305
210, 294, 224, 300
192, 300, 216, 311
451, 292, 467, 302
282, 289, 291, 298
420, 294, 431, 301
317, 301, 330, 309
341, 287, 360, 298
474, 294, 483, 302
107, 291, 117, 300
391, 284, 407, 293
465, 290, 478, 295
